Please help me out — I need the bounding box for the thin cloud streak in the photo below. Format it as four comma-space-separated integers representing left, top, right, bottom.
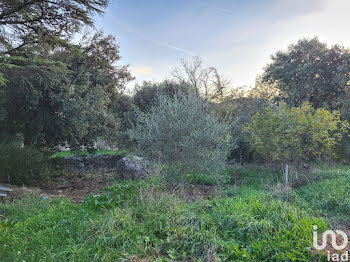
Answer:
119, 21, 196, 56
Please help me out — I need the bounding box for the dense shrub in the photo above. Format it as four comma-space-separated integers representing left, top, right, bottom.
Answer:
215, 89, 266, 164
243, 102, 349, 165
133, 80, 191, 113
0, 140, 53, 185
130, 92, 230, 177
111, 93, 137, 146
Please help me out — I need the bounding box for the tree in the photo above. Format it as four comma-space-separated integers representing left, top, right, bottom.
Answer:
262, 37, 350, 109
243, 102, 349, 165
130, 92, 230, 177
172, 56, 230, 102
214, 87, 266, 164
133, 80, 191, 113
1, 31, 133, 148
0, 0, 109, 55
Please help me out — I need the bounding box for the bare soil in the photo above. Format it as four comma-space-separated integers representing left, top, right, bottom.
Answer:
40, 171, 117, 202
2, 171, 118, 203
2, 172, 219, 204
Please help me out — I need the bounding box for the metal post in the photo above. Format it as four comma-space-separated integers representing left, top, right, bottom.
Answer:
285, 164, 288, 187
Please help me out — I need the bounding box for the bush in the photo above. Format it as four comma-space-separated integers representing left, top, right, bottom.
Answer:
215, 90, 266, 164
129, 92, 230, 178
133, 80, 191, 113
243, 102, 349, 165
0, 139, 53, 185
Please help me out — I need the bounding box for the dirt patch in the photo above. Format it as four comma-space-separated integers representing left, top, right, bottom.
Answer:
40, 171, 118, 203
2, 172, 220, 204
0, 186, 43, 203
2, 171, 119, 204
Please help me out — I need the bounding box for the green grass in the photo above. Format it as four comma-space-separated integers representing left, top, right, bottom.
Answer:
295, 166, 350, 223
1, 165, 349, 261
50, 149, 125, 159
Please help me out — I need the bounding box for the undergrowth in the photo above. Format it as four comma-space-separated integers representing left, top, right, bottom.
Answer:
50, 149, 125, 159
0, 169, 335, 262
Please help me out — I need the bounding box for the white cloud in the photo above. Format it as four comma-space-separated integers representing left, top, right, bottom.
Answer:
130, 66, 153, 77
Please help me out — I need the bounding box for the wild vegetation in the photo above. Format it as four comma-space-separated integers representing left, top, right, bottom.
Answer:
1, 1, 350, 262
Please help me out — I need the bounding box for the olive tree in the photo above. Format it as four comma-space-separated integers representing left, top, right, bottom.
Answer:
129, 92, 230, 177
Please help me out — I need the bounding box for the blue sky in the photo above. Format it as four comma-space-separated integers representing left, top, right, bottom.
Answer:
94, 0, 350, 89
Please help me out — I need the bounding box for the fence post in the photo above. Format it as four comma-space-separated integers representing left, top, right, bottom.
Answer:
285, 164, 289, 187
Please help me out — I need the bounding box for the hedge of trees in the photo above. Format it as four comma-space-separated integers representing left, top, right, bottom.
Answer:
1, 1, 350, 184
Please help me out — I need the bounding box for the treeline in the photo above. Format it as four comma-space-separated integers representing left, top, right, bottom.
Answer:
1, 1, 350, 184
125, 44, 350, 180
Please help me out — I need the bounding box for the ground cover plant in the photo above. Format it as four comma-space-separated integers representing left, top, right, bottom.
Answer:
50, 149, 125, 159
2, 166, 348, 261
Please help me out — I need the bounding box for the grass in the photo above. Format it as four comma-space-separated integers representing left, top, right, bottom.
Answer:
50, 149, 125, 159
1, 165, 349, 261
295, 165, 350, 223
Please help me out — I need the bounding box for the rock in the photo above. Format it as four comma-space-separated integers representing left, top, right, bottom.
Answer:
116, 155, 149, 179
94, 138, 111, 150
55, 153, 149, 180
58, 154, 125, 172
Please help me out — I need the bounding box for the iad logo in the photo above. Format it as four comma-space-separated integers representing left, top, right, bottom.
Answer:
313, 225, 348, 250
313, 225, 349, 261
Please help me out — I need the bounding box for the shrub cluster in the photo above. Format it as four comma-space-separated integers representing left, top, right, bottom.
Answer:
243, 102, 349, 165
130, 92, 230, 177
0, 139, 54, 185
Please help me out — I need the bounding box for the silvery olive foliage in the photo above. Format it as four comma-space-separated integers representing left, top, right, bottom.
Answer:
129, 92, 230, 175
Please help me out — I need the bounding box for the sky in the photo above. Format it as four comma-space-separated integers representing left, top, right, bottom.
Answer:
94, 0, 350, 89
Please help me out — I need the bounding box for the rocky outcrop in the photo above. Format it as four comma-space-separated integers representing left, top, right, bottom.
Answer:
116, 155, 149, 179
54, 153, 148, 179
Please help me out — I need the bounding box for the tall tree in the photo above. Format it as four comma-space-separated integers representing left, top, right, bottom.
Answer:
0, 0, 109, 55
262, 37, 350, 109
1, 31, 132, 147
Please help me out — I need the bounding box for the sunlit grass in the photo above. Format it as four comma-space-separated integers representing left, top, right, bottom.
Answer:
50, 149, 125, 158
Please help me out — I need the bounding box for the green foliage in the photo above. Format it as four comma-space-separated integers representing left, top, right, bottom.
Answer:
133, 80, 191, 112
117, 80, 191, 147
130, 92, 230, 176
0, 0, 132, 149
0, 89, 6, 123
0, 72, 6, 86
296, 167, 350, 220
50, 149, 125, 158
262, 37, 350, 109
111, 93, 137, 146
244, 102, 349, 164
0, 0, 109, 55
0, 177, 328, 261
215, 88, 266, 163
0, 139, 54, 185
1, 32, 132, 148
